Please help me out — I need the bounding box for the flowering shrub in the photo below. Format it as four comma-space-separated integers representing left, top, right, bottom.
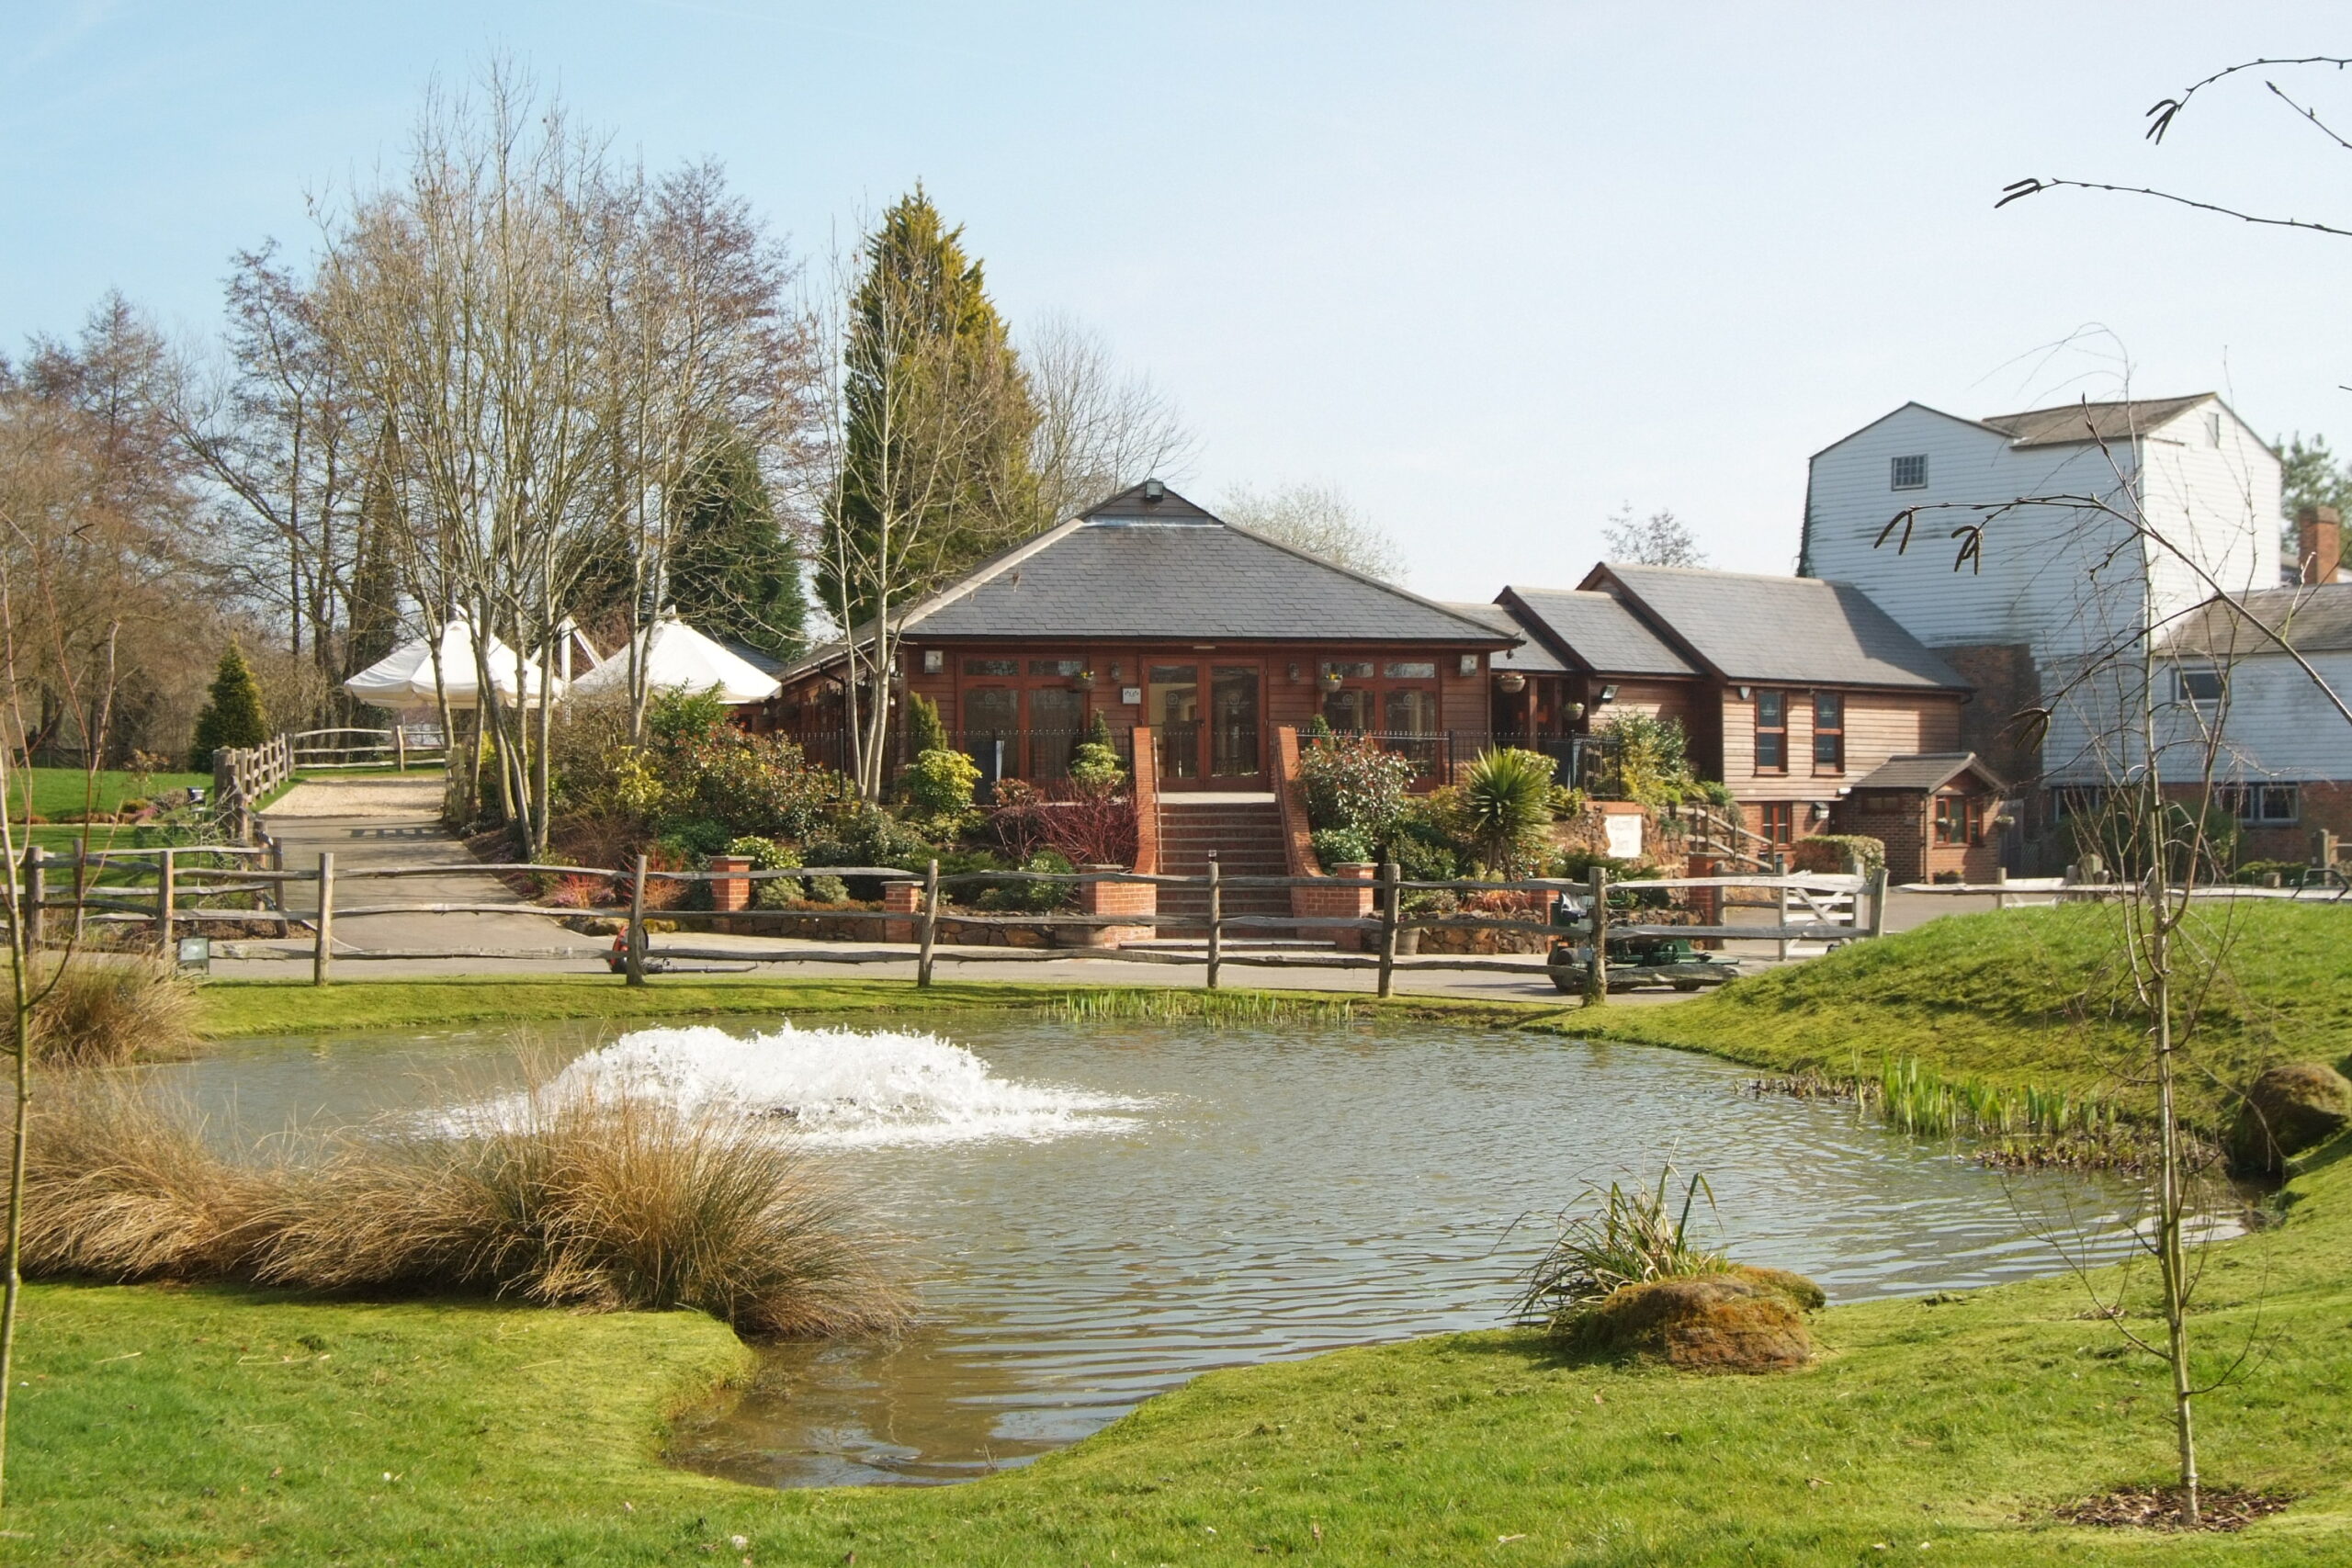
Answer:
903, 748, 981, 827
1295, 734, 1413, 840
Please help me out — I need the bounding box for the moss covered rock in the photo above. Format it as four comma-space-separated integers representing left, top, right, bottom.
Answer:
1572, 1268, 1819, 1373
2231, 1063, 2352, 1173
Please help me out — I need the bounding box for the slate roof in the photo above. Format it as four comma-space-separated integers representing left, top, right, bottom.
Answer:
773, 484, 1507, 683
1849, 752, 2009, 795
2157, 582, 2352, 657
714, 637, 789, 678
1582, 564, 1971, 691
1442, 602, 1566, 672
1495, 587, 1698, 678
1979, 394, 2213, 448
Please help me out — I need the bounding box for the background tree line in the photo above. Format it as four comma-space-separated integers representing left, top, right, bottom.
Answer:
0, 63, 1413, 840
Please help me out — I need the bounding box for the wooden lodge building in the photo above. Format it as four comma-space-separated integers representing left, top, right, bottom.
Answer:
764, 482, 1513, 792
763, 484, 2010, 882
1479, 564, 2007, 879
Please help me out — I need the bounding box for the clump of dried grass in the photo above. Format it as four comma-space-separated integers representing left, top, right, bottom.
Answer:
20, 1075, 902, 1339
19, 1080, 275, 1279
3, 950, 199, 1066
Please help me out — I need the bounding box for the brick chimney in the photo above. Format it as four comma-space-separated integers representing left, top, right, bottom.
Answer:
2297, 504, 2342, 585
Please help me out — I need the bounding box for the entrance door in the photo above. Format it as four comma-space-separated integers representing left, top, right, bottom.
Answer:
963, 686, 1020, 795
1209, 665, 1262, 784
1027, 686, 1084, 780
1148, 664, 1201, 784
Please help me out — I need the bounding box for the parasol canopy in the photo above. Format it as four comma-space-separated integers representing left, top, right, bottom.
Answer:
342, 621, 560, 710
565, 616, 781, 706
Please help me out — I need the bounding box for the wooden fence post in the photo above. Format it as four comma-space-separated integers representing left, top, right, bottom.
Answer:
917, 858, 940, 989
157, 848, 176, 955
1993, 865, 2008, 911
626, 853, 649, 987
394, 726, 408, 773
1866, 866, 1889, 939
20, 847, 44, 952
1204, 853, 1222, 990
1773, 852, 1790, 964
1376, 859, 1400, 999
1584, 865, 1609, 1005
72, 836, 88, 944
311, 851, 334, 987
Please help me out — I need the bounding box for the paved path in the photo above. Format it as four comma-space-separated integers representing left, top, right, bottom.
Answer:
243, 777, 606, 968
214, 777, 1937, 1001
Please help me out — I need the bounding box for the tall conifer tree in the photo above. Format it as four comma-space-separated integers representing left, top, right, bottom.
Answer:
668, 434, 807, 659
820, 186, 1041, 632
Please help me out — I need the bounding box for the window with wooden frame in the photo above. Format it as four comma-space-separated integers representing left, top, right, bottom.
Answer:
1932, 793, 1984, 847
1812, 691, 1844, 773
1754, 691, 1787, 773
1758, 801, 1795, 845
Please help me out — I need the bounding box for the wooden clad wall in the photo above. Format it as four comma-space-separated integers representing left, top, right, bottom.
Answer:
1720, 687, 1963, 803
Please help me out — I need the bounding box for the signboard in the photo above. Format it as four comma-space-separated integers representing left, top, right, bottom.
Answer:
1603, 812, 1645, 861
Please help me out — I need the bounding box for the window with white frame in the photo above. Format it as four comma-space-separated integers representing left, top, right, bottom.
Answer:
2175, 667, 2224, 705
2216, 784, 2299, 826
1890, 454, 1928, 490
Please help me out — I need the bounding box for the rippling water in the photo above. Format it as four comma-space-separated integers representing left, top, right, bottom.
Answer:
164, 1015, 2150, 1490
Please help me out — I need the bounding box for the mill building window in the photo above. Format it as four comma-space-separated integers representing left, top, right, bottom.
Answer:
1891, 454, 1928, 490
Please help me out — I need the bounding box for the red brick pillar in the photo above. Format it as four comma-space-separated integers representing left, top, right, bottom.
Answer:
881, 878, 921, 942
1687, 853, 1720, 950
1295, 861, 1376, 950
1076, 865, 1156, 947
709, 855, 752, 913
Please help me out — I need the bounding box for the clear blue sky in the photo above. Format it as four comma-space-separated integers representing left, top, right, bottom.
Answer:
6, 2, 2347, 596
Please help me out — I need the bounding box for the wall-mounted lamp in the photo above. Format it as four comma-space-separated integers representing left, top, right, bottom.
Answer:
922, 649, 944, 674
1497, 671, 1527, 694
1599, 684, 1620, 703
1287, 661, 1303, 683
1458, 654, 1479, 677
1736, 684, 1751, 702
1810, 800, 1832, 822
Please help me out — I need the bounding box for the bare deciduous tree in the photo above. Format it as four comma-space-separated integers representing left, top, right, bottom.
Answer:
1603, 503, 1707, 568
1025, 313, 1197, 523
1216, 480, 1408, 581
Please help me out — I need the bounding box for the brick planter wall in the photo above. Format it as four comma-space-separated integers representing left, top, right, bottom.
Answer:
1295, 861, 1375, 950
1075, 864, 1156, 946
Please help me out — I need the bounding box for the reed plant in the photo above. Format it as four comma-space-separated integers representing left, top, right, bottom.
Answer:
1512, 1168, 1727, 1332
1045, 988, 1359, 1026
2, 949, 198, 1066
18, 1074, 901, 1339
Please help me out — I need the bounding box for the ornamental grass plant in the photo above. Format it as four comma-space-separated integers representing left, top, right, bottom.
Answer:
20, 1071, 901, 1339
2, 949, 199, 1066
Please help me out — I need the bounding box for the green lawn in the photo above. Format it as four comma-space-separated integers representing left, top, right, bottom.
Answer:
1581, 901, 2352, 1123
9, 767, 210, 822
5, 923, 2350, 1563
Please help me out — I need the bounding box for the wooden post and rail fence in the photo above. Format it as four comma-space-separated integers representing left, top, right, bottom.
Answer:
16, 845, 2343, 998
209, 726, 449, 842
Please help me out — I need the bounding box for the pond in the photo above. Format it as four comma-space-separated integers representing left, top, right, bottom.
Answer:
162, 1014, 2151, 1489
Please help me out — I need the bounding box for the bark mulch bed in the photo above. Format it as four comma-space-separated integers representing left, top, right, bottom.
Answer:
2056, 1485, 2294, 1532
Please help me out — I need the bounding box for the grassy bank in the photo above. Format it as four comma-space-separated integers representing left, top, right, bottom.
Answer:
1581, 902, 2352, 1126
5, 919, 2346, 1562
191, 974, 1556, 1040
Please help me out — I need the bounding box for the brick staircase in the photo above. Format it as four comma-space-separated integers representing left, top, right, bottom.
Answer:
1154, 795, 1293, 937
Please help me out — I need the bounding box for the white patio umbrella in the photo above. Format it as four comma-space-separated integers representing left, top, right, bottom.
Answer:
565, 617, 781, 706
342, 620, 561, 710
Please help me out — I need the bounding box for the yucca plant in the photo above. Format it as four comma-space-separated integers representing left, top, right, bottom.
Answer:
1460, 747, 1556, 874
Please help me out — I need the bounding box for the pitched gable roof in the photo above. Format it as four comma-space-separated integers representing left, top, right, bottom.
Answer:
1849, 751, 2009, 795
1494, 587, 1698, 678
1979, 394, 2215, 448
2157, 582, 2352, 657
808, 483, 1510, 653
1581, 563, 1970, 691
1443, 602, 1567, 672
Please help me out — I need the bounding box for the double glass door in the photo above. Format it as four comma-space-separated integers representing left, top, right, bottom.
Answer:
1148, 662, 1261, 787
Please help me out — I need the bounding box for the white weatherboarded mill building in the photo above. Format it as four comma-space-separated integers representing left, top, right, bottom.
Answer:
1801, 395, 2282, 822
